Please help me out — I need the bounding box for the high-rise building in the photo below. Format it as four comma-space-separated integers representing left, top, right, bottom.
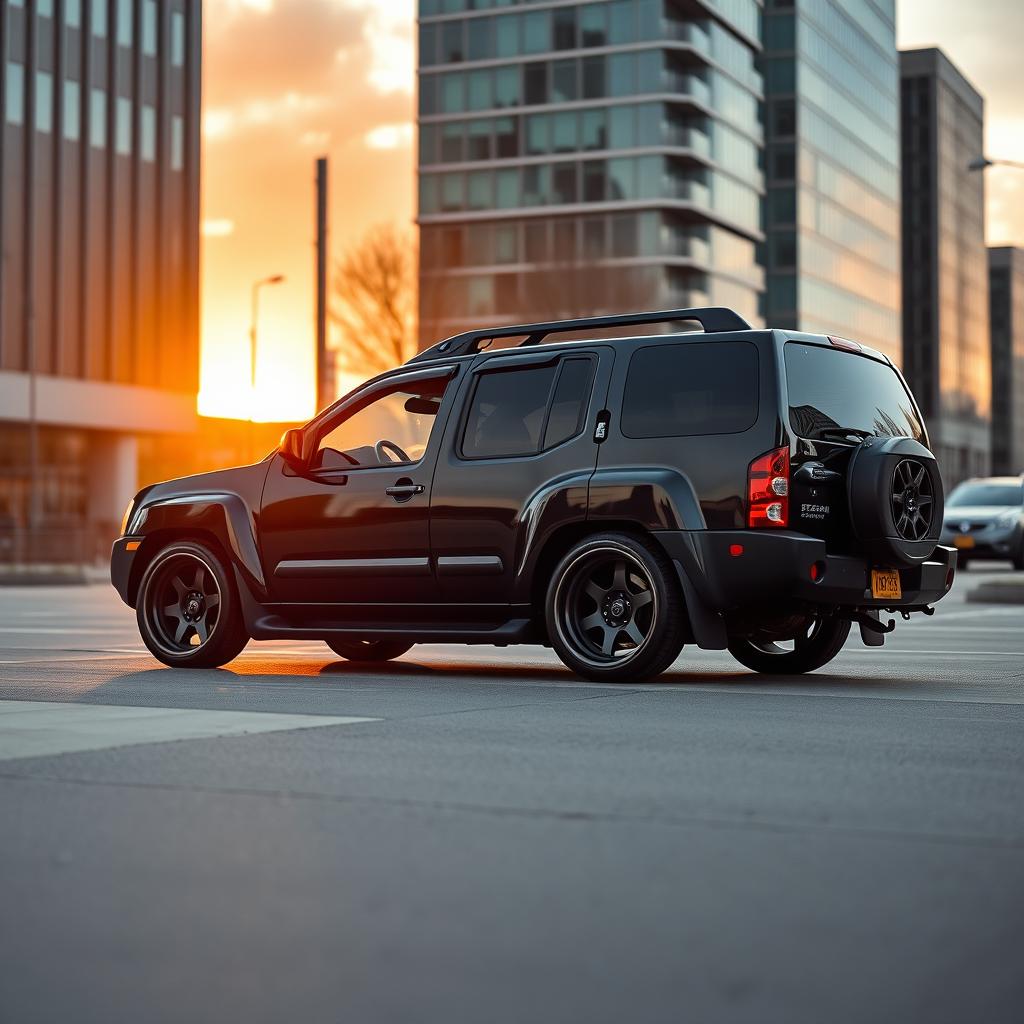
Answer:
900, 47, 990, 487
0, 0, 200, 560
416, 0, 765, 345
760, 0, 901, 360
989, 247, 1024, 476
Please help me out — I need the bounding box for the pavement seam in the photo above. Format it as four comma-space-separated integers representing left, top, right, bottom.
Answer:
0, 768, 1021, 854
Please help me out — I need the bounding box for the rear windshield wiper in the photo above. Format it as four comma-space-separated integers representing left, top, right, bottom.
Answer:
814, 427, 874, 443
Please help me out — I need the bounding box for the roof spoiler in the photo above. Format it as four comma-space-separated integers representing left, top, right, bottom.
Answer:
408, 307, 753, 364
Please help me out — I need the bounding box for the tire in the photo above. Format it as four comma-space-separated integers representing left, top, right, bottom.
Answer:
545, 532, 686, 683
325, 638, 414, 663
136, 540, 249, 668
728, 616, 851, 675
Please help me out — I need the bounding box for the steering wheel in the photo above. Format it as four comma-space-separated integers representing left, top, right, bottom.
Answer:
375, 439, 410, 465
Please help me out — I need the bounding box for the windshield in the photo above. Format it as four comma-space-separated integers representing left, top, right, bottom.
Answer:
784, 343, 924, 443
948, 482, 1024, 508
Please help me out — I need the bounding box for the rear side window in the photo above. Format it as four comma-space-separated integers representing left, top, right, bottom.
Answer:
461, 357, 594, 459
621, 342, 759, 438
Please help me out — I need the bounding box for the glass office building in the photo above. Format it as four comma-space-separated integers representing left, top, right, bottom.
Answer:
761, 0, 901, 360
900, 47, 990, 487
989, 247, 1024, 476
1, 0, 201, 558
417, 0, 765, 345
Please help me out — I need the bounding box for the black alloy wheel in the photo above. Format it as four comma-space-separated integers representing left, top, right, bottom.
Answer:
325, 638, 414, 663
727, 615, 851, 675
891, 459, 934, 541
546, 533, 685, 682
137, 541, 249, 668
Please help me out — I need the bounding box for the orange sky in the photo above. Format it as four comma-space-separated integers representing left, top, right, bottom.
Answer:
199, 0, 1024, 423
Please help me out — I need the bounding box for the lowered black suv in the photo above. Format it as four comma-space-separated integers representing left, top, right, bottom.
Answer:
112, 307, 956, 682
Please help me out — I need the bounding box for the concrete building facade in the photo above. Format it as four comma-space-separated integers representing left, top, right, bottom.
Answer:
1, 0, 200, 559
416, 0, 765, 345
900, 47, 990, 488
989, 246, 1024, 477
761, 0, 902, 360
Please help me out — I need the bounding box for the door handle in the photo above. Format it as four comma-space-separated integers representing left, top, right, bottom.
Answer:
385, 482, 425, 502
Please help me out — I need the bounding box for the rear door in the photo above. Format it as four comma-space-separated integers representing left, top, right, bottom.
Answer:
430, 346, 612, 605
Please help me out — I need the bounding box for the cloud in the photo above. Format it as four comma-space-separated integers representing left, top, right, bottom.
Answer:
364, 122, 414, 150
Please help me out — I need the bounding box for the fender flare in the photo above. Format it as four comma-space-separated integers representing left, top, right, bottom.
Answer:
129, 491, 267, 600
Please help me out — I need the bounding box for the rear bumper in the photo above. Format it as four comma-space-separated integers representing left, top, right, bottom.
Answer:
655, 530, 957, 612
940, 524, 1022, 560
110, 536, 141, 606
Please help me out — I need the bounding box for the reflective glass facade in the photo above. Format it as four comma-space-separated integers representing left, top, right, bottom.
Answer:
900, 48, 990, 486
761, 0, 901, 360
417, 0, 765, 344
989, 247, 1024, 476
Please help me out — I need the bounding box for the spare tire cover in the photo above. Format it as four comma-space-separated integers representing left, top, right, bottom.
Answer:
846, 436, 944, 566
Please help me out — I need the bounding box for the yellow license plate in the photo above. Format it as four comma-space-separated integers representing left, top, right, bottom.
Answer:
953, 535, 975, 549
871, 569, 902, 600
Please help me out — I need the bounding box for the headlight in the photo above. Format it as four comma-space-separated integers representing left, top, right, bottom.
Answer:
120, 500, 136, 536
996, 509, 1020, 528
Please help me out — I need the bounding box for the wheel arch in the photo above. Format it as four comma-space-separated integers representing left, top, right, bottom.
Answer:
526, 520, 697, 645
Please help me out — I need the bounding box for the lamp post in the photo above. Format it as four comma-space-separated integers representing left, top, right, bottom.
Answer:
249, 274, 285, 458
968, 156, 1024, 173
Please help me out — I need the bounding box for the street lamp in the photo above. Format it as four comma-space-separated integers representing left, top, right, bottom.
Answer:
249, 274, 285, 422
968, 155, 1024, 173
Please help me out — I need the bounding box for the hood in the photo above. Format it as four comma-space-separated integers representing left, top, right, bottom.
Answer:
132, 459, 273, 512
943, 505, 1021, 524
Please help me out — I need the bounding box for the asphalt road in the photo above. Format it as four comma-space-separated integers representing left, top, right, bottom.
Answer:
1, 567, 1022, 1024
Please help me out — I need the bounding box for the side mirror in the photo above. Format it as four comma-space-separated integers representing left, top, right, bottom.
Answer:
279, 428, 306, 468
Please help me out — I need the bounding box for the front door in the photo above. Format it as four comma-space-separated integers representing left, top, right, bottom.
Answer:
260, 364, 460, 609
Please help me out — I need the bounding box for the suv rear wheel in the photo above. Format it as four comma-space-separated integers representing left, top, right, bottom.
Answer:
545, 533, 686, 682
728, 616, 851, 675
325, 639, 414, 663
136, 541, 249, 669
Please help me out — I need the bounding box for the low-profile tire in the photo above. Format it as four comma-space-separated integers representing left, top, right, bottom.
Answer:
545, 532, 686, 683
136, 540, 249, 669
728, 616, 851, 675
325, 638, 414, 663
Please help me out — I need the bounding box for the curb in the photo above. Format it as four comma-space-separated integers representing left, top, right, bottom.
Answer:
966, 581, 1024, 605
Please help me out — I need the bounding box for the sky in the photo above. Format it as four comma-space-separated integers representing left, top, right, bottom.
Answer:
199, 0, 1024, 422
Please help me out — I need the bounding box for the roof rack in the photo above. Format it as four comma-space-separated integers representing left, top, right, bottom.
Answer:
407, 306, 752, 364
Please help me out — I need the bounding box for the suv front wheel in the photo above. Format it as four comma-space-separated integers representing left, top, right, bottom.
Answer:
546, 533, 686, 683
727, 616, 851, 675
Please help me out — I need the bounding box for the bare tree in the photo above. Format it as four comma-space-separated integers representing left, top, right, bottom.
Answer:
331, 225, 417, 376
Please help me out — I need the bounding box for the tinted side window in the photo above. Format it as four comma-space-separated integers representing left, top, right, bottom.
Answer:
463, 365, 557, 458
543, 358, 594, 448
621, 342, 759, 438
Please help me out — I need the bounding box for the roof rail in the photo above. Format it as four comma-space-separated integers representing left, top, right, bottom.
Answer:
407, 306, 752, 364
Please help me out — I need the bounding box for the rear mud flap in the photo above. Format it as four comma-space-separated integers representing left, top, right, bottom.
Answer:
673, 559, 728, 650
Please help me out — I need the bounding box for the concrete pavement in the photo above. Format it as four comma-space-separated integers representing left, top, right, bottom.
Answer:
0, 568, 1022, 1023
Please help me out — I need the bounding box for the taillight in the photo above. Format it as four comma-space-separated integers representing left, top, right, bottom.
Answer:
748, 446, 790, 528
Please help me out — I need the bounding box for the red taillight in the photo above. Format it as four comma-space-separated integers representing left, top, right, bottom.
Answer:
748, 446, 790, 528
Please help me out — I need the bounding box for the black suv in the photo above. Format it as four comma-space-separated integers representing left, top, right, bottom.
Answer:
112, 307, 956, 682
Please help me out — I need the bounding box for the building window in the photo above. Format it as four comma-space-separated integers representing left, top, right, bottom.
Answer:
92, 0, 107, 37
5, 63, 25, 126
117, 0, 133, 46
141, 104, 156, 161
90, 89, 106, 146
116, 96, 132, 155
171, 114, 184, 170
38, 0, 54, 16
66, 0, 82, 28
63, 79, 81, 141
143, 0, 158, 57
553, 7, 577, 50
35, 72, 54, 133
171, 12, 186, 67
580, 5, 607, 47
